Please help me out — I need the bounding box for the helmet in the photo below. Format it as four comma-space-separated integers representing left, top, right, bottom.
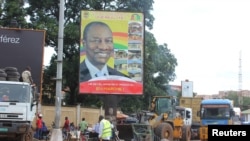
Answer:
38, 113, 43, 117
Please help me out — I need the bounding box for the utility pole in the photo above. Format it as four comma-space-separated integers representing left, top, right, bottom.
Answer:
50, 0, 64, 140
238, 50, 243, 107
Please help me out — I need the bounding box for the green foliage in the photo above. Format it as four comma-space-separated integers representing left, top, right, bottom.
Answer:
224, 92, 250, 110
0, 0, 28, 28
119, 31, 177, 112
1, 0, 178, 113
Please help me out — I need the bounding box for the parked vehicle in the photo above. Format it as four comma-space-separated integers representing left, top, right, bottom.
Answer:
0, 80, 38, 141
179, 97, 203, 140
117, 96, 191, 141
198, 99, 235, 141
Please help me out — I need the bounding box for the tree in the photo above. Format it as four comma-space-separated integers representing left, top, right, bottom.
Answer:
0, 0, 28, 28
1, 0, 178, 113
120, 32, 177, 113
224, 92, 250, 110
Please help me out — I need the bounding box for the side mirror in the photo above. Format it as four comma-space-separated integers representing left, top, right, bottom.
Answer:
186, 111, 191, 118
230, 110, 235, 117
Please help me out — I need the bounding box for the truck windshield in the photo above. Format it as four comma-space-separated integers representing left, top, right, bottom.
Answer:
201, 104, 230, 119
0, 83, 30, 103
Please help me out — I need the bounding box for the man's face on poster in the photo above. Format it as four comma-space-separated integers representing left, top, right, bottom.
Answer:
84, 24, 114, 67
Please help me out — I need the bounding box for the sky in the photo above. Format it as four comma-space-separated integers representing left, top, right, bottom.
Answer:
44, 47, 55, 66
150, 0, 250, 94
44, 0, 250, 95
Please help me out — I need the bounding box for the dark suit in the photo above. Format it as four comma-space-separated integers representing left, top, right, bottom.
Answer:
79, 60, 128, 82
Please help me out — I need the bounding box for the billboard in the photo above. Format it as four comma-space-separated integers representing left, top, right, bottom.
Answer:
181, 80, 193, 97
79, 11, 144, 95
0, 28, 45, 92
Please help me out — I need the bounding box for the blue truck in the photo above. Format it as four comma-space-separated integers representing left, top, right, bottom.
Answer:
198, 99, 235, 141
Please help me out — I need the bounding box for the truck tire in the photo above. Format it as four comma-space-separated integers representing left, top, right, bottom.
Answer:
19, 127, 33, 141
4, 67, 18, 72
5, 71, 20, 77
0, 77, 6, 81
155, 122, 173, 141
191, 124, 200, 140
0, 72, 7, 77
181, 126, 191, 141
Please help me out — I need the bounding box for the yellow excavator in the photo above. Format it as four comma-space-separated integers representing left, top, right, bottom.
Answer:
147, 96, 191, 141
117, 96, 191, 141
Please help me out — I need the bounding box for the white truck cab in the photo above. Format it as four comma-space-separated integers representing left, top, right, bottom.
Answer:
0, 81, 37, 141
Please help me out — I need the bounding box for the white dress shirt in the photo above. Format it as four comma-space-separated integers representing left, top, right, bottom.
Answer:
85, 57, 109, 78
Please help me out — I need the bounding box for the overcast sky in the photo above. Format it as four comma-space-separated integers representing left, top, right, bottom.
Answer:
44, 0, 250, 95
150, 0, 250, 94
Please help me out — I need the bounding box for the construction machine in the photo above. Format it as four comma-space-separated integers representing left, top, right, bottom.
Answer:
117, 96, 191, 141
148, 96, 191, 141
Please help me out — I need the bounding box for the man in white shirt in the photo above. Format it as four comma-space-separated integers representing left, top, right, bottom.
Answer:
98, 115, 112, 141
21, 66, 34, 85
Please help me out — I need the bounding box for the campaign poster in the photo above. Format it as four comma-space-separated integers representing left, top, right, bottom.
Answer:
79, 11, 144, 95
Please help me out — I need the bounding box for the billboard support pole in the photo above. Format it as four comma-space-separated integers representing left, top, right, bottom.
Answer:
103, 95, 123, 128
50, 0, 64, 140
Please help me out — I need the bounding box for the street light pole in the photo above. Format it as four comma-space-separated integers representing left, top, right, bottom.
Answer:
50, 0, 64, 140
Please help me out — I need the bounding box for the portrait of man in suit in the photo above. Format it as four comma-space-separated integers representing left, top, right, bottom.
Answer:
79, 21, 127, 82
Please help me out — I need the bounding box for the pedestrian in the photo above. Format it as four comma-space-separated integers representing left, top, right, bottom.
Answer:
98, 115, 112, 141
89, 120, 100, 140
70, 122, 76, 131
63, 116, 70, 132
79, 117, 88, 134
62, 116, 70, 139
35, 113, 43, 139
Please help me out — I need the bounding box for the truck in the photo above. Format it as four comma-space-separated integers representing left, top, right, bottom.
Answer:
175, 106, 192, 141
179, 97, 203, 140
198, 99, 235, 141
0, 28, 45, 140
0, 73, 38, 140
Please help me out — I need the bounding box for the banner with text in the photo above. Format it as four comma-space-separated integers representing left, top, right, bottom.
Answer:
79, 11, 144, 95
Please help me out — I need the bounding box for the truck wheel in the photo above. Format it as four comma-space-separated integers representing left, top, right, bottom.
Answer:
155, 122, 173, 141
181, 126, 191, 141
19, 128, 33, 141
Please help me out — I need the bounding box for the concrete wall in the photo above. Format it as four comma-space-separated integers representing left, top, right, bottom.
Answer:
32, 105, 104, 129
